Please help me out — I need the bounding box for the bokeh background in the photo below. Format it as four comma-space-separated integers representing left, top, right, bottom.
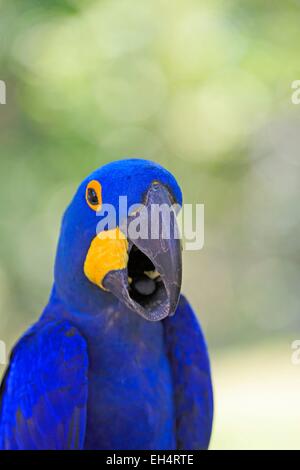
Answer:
1, 0, 300, 450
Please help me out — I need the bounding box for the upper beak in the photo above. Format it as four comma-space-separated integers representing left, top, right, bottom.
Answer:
102, 182, 182, 321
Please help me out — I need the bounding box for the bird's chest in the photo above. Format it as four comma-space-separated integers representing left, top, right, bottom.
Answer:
82, 315, 175, 450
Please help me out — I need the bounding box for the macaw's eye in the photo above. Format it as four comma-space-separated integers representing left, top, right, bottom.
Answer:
86, 180, 102, 211
88, 188, 98, 204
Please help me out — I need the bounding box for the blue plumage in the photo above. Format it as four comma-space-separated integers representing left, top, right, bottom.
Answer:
0, 159, 213, 449
0, 321, 88, 450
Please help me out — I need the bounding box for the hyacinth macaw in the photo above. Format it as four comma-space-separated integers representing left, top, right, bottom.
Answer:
0, 159, 213, 450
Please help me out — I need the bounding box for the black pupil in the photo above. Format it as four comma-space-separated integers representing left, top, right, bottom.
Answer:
87, 188, 99, 205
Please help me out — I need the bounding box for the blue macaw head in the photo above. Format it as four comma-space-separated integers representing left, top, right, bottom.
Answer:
54, 159, 182, 321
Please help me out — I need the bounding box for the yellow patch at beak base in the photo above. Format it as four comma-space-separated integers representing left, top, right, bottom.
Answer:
84, 227, 128, 290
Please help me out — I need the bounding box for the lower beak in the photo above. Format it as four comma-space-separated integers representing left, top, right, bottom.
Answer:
102, 183, 182, 321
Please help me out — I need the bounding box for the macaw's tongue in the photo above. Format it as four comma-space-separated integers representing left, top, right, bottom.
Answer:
127, 244, 160, 297
132, 276, 156, 296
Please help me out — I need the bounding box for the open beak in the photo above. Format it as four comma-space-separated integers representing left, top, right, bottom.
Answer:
102, 182, 182, 321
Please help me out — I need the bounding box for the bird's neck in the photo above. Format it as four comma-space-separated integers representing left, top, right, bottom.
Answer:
40, 284, 160, 345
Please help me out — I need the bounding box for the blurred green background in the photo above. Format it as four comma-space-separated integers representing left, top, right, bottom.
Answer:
1, 0, 300, 450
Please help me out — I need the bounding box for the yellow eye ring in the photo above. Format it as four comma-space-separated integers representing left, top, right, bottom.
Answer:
86, 180, 102, 211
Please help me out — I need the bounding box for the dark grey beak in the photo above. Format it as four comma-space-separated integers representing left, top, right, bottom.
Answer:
102, 182, 182, 321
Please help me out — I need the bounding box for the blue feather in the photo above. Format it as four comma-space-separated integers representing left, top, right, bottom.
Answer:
164, 295, 213, 449
0, 321, 88, 449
